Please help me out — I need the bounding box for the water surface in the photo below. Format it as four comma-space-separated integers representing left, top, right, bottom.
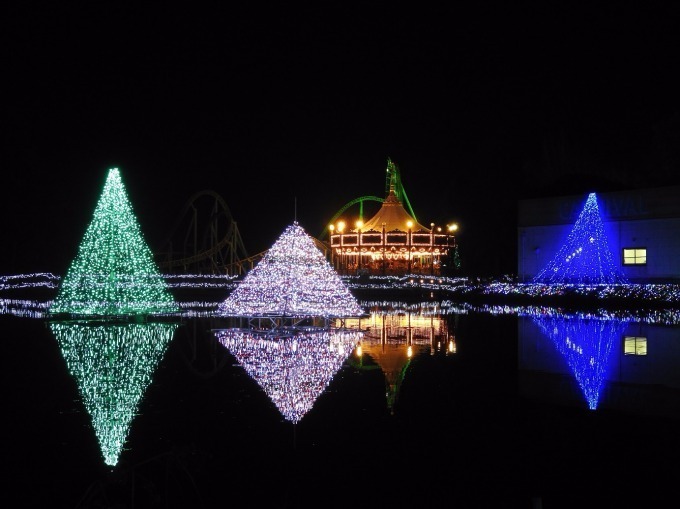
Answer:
5, 299, 680, 508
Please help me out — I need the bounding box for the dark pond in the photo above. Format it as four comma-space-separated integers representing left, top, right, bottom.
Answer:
5, 297, 680, 509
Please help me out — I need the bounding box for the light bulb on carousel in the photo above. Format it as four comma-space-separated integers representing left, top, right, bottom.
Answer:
356, 220, 363, 272
407, 220, 413, 274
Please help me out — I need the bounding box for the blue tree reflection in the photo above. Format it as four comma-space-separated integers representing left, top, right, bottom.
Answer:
531, 314, 627, 410
49, 321, 179, 466
215, 328, 363, 424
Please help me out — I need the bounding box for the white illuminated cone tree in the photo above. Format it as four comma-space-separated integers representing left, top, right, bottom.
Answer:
217, 222, 363, 318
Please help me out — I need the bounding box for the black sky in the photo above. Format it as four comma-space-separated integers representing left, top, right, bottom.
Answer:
4, 3, 680, 276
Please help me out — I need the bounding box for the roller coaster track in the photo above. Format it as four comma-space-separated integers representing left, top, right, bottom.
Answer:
156, 159, 415, 275
319, 196, 384, 239
156, 190, 251, 276
156, 190, 331, 276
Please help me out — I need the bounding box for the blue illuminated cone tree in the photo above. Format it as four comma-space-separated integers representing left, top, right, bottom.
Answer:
50, 168, 178, 316
533, 192, 628, 285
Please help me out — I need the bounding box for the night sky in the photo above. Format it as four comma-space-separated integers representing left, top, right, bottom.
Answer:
5, 4, 680, 276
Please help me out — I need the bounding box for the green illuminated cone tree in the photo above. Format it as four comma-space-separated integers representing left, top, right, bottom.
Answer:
50, 168, 178, 316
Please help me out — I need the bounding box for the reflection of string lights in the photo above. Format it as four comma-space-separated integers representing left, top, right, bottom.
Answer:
49, 168, 178, 317
215, 328, 363, 423
531, 315, 626, 410
4, 295, 680, 325
0, 298, 52, 318
217, 222, 363, 318
50, 321, 179, 466
447, 301, 680, 325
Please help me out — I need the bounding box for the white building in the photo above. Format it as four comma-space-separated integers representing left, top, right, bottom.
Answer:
517, 185, 680, 283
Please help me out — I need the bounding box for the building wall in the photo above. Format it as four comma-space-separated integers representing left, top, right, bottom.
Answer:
517, 186, 680, 283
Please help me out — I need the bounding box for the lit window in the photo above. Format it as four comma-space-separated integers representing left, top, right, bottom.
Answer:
624, 336, 647, 355
623, 248, 646, 265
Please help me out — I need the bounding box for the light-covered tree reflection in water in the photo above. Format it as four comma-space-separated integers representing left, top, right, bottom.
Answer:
215, 328, 363, 423
531, 314, 628, 410
49, 321, 179, 466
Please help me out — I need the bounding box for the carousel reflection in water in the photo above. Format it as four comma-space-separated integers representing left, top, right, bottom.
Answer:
214, 328, 364, 424
342, 305, 456, 412
49, 321, 179, 466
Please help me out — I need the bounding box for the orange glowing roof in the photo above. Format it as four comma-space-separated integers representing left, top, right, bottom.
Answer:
360, 189, 430, 233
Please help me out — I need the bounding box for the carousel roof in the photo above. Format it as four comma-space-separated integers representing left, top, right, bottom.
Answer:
361, 188, 430, 233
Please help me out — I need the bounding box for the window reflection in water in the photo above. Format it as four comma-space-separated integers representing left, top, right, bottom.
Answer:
214, 328, 363, 424
49, 321, 179, 466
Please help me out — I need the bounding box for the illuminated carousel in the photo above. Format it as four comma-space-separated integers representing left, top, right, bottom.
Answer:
327, 158, 459, 276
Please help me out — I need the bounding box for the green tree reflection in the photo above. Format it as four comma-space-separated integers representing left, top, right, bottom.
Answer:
50, 321, 179, 466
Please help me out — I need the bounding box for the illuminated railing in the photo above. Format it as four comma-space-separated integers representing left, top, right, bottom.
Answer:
328, 228, 455, 276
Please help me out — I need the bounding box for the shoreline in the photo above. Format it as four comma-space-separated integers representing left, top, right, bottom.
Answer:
3, 273, 680, 313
